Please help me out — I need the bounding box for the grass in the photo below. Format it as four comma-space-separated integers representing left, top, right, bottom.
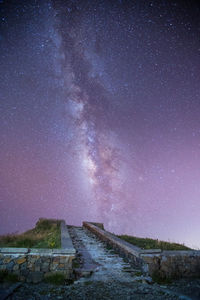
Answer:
134, 271, 143, 276
151, 272, 172, 284
44, 273, 66, 285
117, 235, 192, 251
72, 261, 80, 268
44, 273, 73, 285
84, 281, 93, 286
106, 244, 113, 250
0, 218, 61, 248
0, 270, 19, 283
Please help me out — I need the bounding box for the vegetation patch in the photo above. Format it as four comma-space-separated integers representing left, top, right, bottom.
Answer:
39, 290, 49, 296
44, 273, 66, 285
44, 273, 73, 285
0, 270, 19, 283
151, 272, 172, 284
134, 271, 143, 276
84, 281, 93, 286
0, 218, 61, 248
106, 244, 113, 250
117, 235, 192, 251
72, 260, 80, 268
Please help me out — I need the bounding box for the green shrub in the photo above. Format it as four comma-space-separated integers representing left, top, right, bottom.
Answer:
44, 273, 66, 285
151, 272, 172, 284
72, 261, 80, 268
134, 271, 143, 276
84, 281, 93, 286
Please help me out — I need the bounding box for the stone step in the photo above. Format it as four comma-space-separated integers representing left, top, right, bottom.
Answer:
122, 268, 139, 273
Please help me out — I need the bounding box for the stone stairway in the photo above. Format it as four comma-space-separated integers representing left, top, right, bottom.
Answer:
68, 226, 143, 282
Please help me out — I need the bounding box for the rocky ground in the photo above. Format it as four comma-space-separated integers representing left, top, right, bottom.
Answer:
1, 226, 200, 300
1, 278, 200, 300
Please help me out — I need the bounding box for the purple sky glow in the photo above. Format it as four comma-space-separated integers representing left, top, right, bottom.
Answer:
0, 0, 200, 249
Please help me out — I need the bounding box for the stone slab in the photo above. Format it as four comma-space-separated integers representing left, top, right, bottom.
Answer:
140, 249, 162, 254
29, 249, 53, 255
52, 248, 76, 254
61, 221, 76, 253
0, 248, 28, 254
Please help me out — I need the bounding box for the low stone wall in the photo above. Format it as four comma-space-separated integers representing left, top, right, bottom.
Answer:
0, 248, 76, 283
83, 222, 200, 279
141, 251, 200, 279
0, 221, 76, 283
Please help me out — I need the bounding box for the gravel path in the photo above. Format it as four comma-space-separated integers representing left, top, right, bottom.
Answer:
4, 281, 179, 300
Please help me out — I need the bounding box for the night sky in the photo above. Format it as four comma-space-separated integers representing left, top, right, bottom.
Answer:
1, 0, 200, 249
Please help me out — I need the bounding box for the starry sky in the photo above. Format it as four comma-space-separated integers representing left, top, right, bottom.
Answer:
0, 0, 200, 249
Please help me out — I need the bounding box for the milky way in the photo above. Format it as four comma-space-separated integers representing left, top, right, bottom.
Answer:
50, 1, 130, 229
0, 0, 200, 248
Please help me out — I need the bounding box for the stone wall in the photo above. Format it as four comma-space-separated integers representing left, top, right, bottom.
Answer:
141, 251, 200, 279
0, 248, 76, 283
83, 222, 200, 280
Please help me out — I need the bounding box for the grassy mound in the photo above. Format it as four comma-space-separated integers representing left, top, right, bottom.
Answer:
118, 235, 192, 251
0, 218, 61, 248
